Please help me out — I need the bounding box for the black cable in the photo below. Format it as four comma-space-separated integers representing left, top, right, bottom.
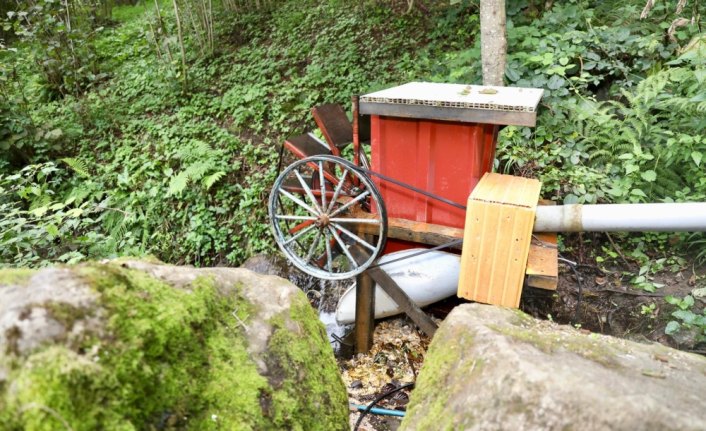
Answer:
331, 332, 353, 347
369, 238, 463, 269
351, 165, 467, 211
353, 382, 414, 431
559, 257, 583, 324
276, 142, 285, 177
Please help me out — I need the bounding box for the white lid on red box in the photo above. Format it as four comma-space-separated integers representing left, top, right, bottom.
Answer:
360, 82, 544, 113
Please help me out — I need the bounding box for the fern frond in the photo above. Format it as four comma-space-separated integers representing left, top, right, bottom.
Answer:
202, 171, 225, 190
168, 171, 190, 196
61, 158, 90, 178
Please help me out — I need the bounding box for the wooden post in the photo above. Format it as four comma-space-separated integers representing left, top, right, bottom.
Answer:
354, 232, 375, 354
349, 246, 438, 339
354, 270, 375, 354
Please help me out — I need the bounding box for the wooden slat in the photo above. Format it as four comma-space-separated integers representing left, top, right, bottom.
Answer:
312, 104, 353, 151
284, 133, 332, 159
352, 209, 465, 249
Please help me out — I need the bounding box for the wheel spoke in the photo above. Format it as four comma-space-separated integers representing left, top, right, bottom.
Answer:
278, 188, 319, 216
330, 222, 377, 252
276, 215, 317, 221
283, 223, 317, 246
318, 161, 327, 212
304, 229, 323, 263
329, 217, 380, 224
270, 155, 385, 280
326, 169, 349, 213
324, 230, 333, 272
329, 190, 370, 218
328, 226, 358, 269
294, 169, 322, 213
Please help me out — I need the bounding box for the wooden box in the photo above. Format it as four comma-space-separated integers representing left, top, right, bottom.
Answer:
458, 173, 542, 307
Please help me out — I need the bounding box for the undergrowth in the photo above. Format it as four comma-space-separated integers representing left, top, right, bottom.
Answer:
1, 0, 704, 269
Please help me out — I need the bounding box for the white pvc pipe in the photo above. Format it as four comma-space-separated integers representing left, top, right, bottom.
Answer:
534, 203, 706, 232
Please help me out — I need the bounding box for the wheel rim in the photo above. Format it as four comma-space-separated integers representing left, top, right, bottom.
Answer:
269, 155, 387, 280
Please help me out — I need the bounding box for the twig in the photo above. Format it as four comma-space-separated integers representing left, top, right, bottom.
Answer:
232, 309, 249, 332
606, 233, 632, 268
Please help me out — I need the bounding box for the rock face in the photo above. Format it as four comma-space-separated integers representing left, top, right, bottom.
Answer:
0, 260, 349, 430
401, 303, 706, 431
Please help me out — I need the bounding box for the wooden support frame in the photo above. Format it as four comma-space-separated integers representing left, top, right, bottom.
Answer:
350, 245, 438, 354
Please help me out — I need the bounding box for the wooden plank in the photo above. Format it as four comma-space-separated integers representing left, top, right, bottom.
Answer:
359, 102, 538, 127
525, 232, 558, 290
350, 246, 438, 337
352, 209, 465, 249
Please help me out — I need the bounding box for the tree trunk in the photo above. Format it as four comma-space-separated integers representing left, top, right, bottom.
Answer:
480, 0, 507, 86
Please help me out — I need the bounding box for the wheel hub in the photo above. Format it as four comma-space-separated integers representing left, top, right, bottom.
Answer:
316, 213, 330, 227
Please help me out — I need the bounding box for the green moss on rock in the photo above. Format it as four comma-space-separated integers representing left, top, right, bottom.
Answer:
401, 323, 481, 431
0, 268, 34, 286
489, 317, 623, 369
0, 262, 348, 430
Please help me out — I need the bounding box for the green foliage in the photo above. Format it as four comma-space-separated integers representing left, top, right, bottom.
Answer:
0, 162, 110, 267
2, 0, 107, 99
1, 0, 705, 268
664, 294, 706, 342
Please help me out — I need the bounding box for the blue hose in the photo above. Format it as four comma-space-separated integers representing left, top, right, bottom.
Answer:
350, 403, 405, 418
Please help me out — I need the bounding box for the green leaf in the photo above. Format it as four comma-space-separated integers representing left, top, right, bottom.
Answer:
681, 295, 695, 310
630, 189, 647, 197
203, 171, 225, 190
672, 310, 696, 325
691, 151, 702, 167
45, 224, 59, 237
625, 164, 639, 174
665, 295, 679, 305
640, 170, 656, 182
665, 321, 681, 335
61, 158, 90, 178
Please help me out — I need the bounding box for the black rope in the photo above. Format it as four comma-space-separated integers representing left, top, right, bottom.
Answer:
353, 382, 414, 431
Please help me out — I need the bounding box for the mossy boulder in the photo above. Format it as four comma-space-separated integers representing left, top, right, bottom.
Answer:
0, 260, 349, 430
401, 303, 706, 431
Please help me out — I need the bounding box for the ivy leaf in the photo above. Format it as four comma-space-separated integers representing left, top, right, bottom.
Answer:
665, 321, 681, 335
672, 310, 696, 325
547, 75, 565, 90
640, 170, 657, 182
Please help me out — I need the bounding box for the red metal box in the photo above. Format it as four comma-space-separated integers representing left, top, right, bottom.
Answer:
359, 82, 543, 244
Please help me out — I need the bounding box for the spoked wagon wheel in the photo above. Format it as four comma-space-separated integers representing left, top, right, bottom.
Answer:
269, 155, 387, 280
